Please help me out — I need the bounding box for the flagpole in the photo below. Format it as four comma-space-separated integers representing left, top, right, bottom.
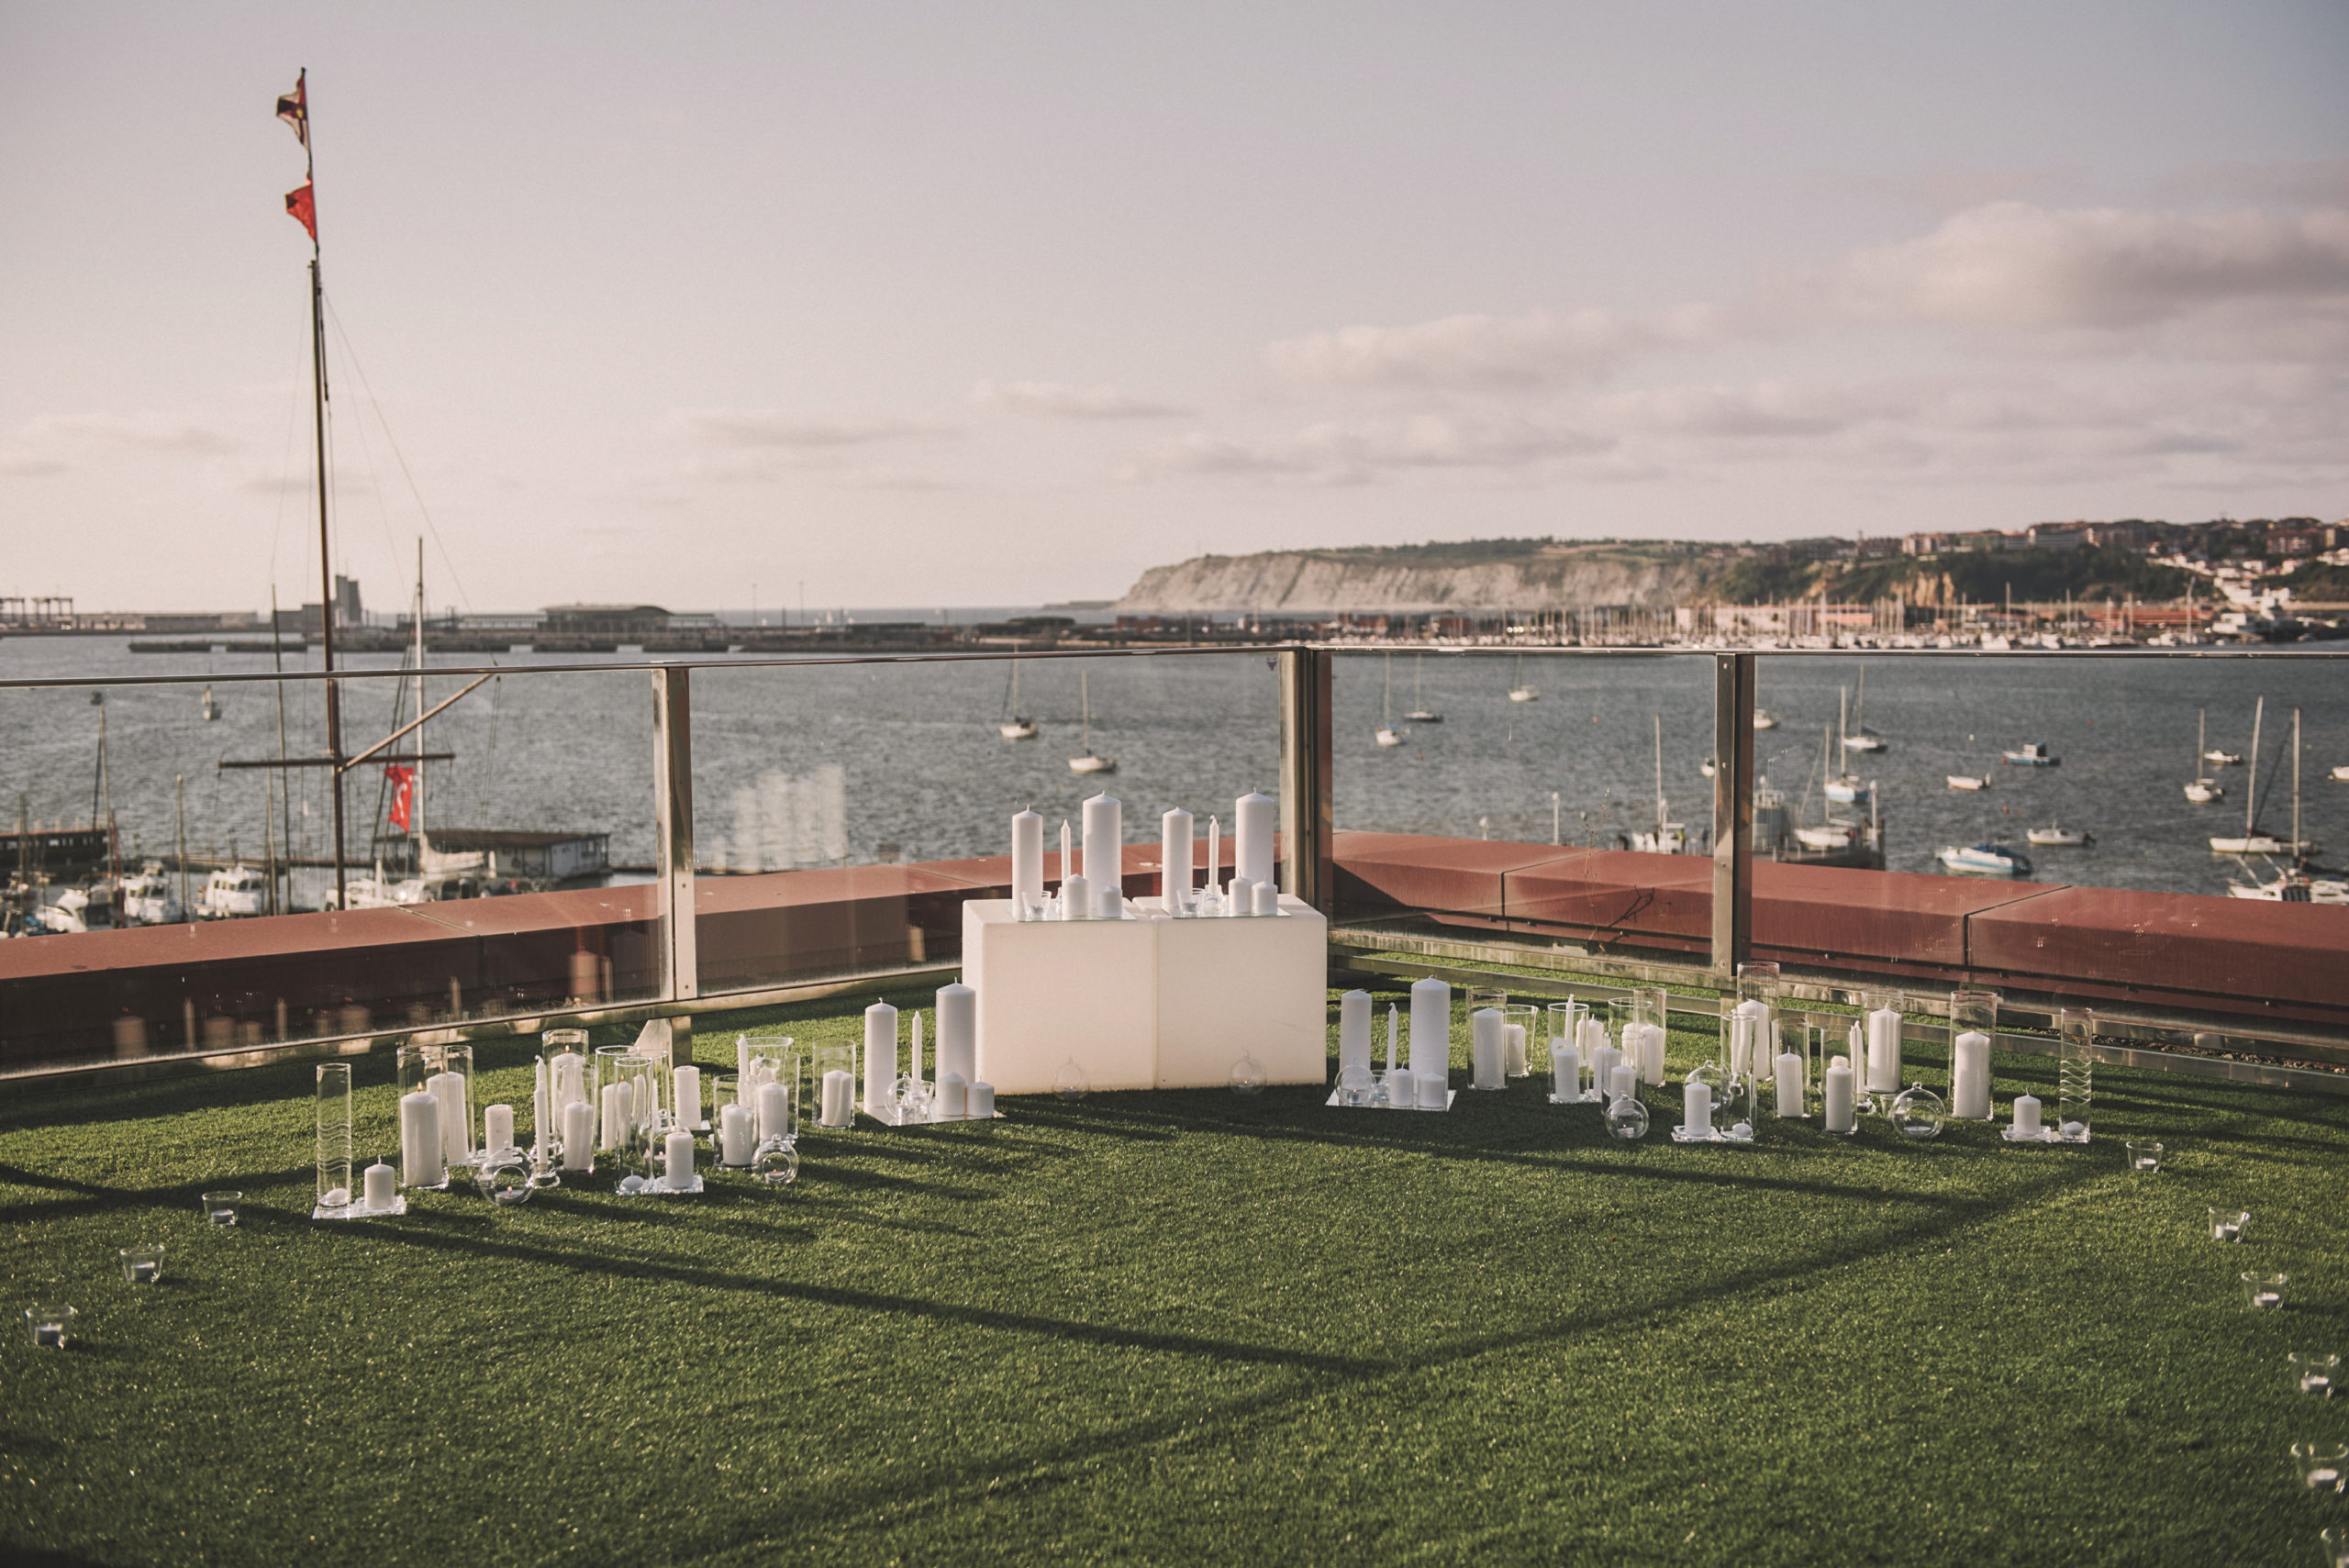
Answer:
298, 67, 349, 912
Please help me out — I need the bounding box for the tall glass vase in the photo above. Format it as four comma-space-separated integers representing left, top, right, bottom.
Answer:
2056, 1008, 2095, 1143
315, 1062, 352, 1218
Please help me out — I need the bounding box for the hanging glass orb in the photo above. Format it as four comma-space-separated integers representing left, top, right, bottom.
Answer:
475, 1151, 533, 1206
1604, 1094, 1651, 1141
1890, 1084, 1946, 1140
1052, 1058, 1089, 1102
1230, 1053, 1266, 1095
751, 1136, 800, 1187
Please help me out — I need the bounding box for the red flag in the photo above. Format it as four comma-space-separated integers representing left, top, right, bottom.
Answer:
284, 180, 317, 241
385, 765, 416, 832
275, 71, 308, 147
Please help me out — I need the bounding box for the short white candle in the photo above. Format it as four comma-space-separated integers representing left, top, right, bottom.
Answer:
674, 1065, 703, 1128
1774, 1052, 1802, 1116
1471, 1007, 1504, 1090
362, 1161, 396, 1210
1551, 1042, 1581, 1099
1408, 976, 1450, 1078
718, 1102, 752, 1165
1227, 876, 1252, 917
398, 1091, 441, 1187
1415, 1068, 1447, 1109
1684, 1080, 1713, 1135
969, 1081, 996, 1118
937, 1071, 968, 1120
821, 1068, 854, 1127
1503, 1022, 1528, 1078
1097, 880, 1127, 918
562, 1099, 595, 1171
2013, 1094, 2043, 1138
1251, 880, 1277, 916
1060, 871, 1089, 920
484, 1103, 516, 1153
1823, 1058, 1855, 1133
664, 1129, 696, 1188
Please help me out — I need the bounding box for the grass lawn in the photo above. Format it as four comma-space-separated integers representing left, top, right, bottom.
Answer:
3, 981, 2345, 1565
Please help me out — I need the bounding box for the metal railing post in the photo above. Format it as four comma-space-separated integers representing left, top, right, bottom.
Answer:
1710, 652, 1755, 979
653, 666, 698, 1061
1278, 647, 1334, 910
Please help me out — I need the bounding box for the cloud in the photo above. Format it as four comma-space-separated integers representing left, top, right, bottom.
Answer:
662, 407, 958, 447
0, 451, 67, 476
970, 380, 1186, 418
15, 412, 241, 455
1263, 307, 1661, 390
1145, 413, 1609, 485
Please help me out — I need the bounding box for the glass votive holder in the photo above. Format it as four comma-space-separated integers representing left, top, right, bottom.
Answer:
2124, 1140, 2163, 1172
27, 1303, 76, 1349
2293, 1440, 2347, 1494
2289, 1351, 2340, 1397
2322, 1525, 2349, 1568
2209, 1207, 2249, 1243
118, 1243, 163, 1284
2243, 1271, 2288, 1311
200, 1190, 241, 1227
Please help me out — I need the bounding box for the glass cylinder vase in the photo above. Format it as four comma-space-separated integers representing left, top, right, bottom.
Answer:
540, 1029, 593, 1161
2056, 1007, 2095, 1143
394, 1041, 457, 1190
1856, 988, 1905, 1105
811, 1041, 857, 1129
315, 1062, 352, 1217
740, 1035, 801, 1144
1948, 991, 1998, 1120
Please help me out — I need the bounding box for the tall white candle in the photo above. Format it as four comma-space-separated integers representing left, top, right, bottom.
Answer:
821, 1068, 854, 1128
1408, 976, 1450, 1078
1012, 807, 1045, 909
756, 1081, 789, 1144
1471, 1007, 1504, 1090
863, 1001, 899, 1116
552, 1051, 584, 1111
1579, 1016, 1609, 1058
936, 983, 976, 1085
719, 1102, 751, 1165
1684, 1081, 1713, 1135
1083, 792, 1123, 895
1207, 816, 1221, 895
1866, 1006, 1903, 1094
533, 1058, 550, 1160
600, 1081, 628, 1151
969, 1081, 996, 1118
664, 1129, 696, 1188
1551, 1042, 1581, 1098
937, 1071, 968, 1120
1385, 1003, 1400, 1073
398, 1091, 441, 1187
1235, 789, 1276, 887
1824, 1057, 1855, 1133
1589, 1044, 1621, 1095
2012, 1093, 2043, 1137
1732, 1000, 1768, 1078
1339, 991, 1373, 1080
1059, 819, 1073, 902
362, 1161, 396, 1210
910, 1011, 924, 1084
427, 1070, 470, 1163
484, 1103, 516, 1152
1644, 1023, 1669, 1085
1953, 1029, 1991, 1118
562, 1099, 595, 1170
1060, 871, 1089, 920
1773, 1053, 1801, 1117
674, 1064, 702, 1128
1160, 806, 1194, 913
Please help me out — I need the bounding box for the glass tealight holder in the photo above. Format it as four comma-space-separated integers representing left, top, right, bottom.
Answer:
1604, 1093, 1650, 1141
740, 1036, 801, 1144
118, 1243, 163, 1284
2289, 1351, 2340, 1397
1713, 1073, 1756, 1140
475, 1149, 533, 1207
707, 1073, 740, 1138
1337, 1062, 1374, 1106
751, 1135, 800, 1187
1606, 997, 1635, 1054
1547, 1001, 1588, 1083
2210, 1207, 2250, 1244
608, 1051, 665, 1174
1230, 1053, 1266, 1095
1053, 1058, 1089, 1101
2293, 1440, 2347, 1495
1890, 1084, 1945, 1140
2055, 1006, 2095, 1143
26, 1303, 75, 1350
541, 1029, 594, 1163
2243, 1272, 2288, 1311
2125, 1140, 2163, 1173
2322, 1524, 2349, 1568
1501, 1004, 1540, 1079
315, 1062, 353, 1217
201, 1190, 241, 1227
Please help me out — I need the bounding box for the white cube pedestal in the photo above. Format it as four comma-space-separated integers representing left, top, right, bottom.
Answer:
962, 897, 1330, 1095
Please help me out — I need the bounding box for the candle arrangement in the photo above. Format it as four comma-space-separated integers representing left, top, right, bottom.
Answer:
395, 1042, 468, 1190
1013, 794, 1293, 921
861, 984, 997, 1126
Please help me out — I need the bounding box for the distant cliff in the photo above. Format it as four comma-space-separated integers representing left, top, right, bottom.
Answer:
1115, 540, 1729, 612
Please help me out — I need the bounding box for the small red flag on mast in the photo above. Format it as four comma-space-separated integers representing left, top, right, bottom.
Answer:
385, 765, 416, 832
284, 180, 317, 241
275, 71, 308, 147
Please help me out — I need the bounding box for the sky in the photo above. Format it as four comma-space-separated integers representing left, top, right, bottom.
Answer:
3, 2, 2346, 614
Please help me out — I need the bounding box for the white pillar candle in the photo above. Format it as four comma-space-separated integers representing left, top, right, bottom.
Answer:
1773, 1053, 1801, 1117
362, 1161, 396, 1210
1083, 792, 1123, 895
1502, 1022, 1527, 1078
1160, 806, 1194, 913
1609, 1062, 1638, 1101
664, 1129, 696, 1187
1235, 789, 1276, 886
1252, 879, 1278, 916
484, 1103, 516, 1153
1588, 1044, 1620, 1095
1551, 1042, 1581, 1098
1060, 871, 1089, 920
756, 1080, 789, 1144
1731, 1000, 1768, 1079
533, 1058, 551, 1160
674, 1064, 702, 1128
863, 1001, 899, 1116
1225, 876, 1250, 916
552, 1051, 585, 1110
1953, 1029, 1992, 1118
1339, 990, 1373, 1079
600, 1081, 629, 1151
1012, 807, 1044, 909
936, 983, 977, 1085
562, 1099, 595, 1170
1415, 1068, 1447, 1109
420, 1071, 465, 1163
937, 1071, 968, 1120
1471, 1007, 1504, 1090
719, 1102, 752, 1165
1579, 1016, 1609, 1058
969, 1081, 996, 1118
1824, 1057, 1855, 1133
398, 1090, 442, 1187
1649, 1023, 1670, 1084
1866, 1006, 1903, 1094
1684, 1080, 1713, 1135
1096, 880, 1125, 919
821, 1068, 854, 1128
2012, 1093, 2043, 1138
1409, 976, 1450, 1078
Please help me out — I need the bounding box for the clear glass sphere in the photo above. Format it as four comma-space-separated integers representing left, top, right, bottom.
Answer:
1052, 1058, 1089, 1101
616, 1173, 648, 1195
1605, 1094, 1651, 1141
1230, 1053, 1266, 1095
1338, 1063, 1373, 1106
1890, 1084, 1946, 1140
751, 1136, 800, 1187
476, 1152, 533, 1206
896, 1076, 933, 1123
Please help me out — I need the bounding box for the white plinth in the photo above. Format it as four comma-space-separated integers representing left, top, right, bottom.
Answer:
963, 897, 1329, 1095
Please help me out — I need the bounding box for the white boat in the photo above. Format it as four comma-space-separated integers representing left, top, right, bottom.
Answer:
2001, 741, 2059, 766
120, 862, 185, 925
998, 662, 1037, 740
2210, 696, 2277, 854
1980, 634, 2012, 651
1699, 756, 1717, 779
2229, 871, 2349, 904
2204, 749, 2243, 766
1506, 651, 1538, 703
1627, 716, 1685, 851
1068, 670, 1117, 774
1824, 775, 1871, 806
1797, 822, 1858, 850
1402, 652, 1441, 722
1939, 842, 2032, 875
1375, 655, 1405, 746
2026, 826, 2092, 847
2333, 764, 2349, 783
2210, 835, 2319, 856
1841, 666, 1886, 751
2185, 710, 2224, 802
1947, 774, 1990, 792
196, 865, 267, 918
1752, 706, 1778, 730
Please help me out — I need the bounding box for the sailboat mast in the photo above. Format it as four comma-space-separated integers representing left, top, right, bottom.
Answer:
1653, 714, 1664, 836
2244, 696, 2263, 837
300, 79, 348, 912
2292, 707, 2301, 854
414, 538, 426, 865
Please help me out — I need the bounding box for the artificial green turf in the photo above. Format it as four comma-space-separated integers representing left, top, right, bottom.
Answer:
3, 984, 2346, 1566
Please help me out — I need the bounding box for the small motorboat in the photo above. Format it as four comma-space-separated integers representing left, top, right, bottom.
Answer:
1375, 726, 1404, 748
201, 684, 222, 722
196, 865, 268, 918
1797, 822, 1859, 850
2026, 825, 2092, 847
1752, 707, 1778, 730
2229, 870, 2349, 904
1939, 842, 2033, 876
1631, 822, 1690, 853
2185, 778, 2224, 804
119, 862, 185, 924
2204, 749, 2243, 766
2333, 764, 2349, 783
1947, 773, 1990, 792
2002, 742, 2059, 766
